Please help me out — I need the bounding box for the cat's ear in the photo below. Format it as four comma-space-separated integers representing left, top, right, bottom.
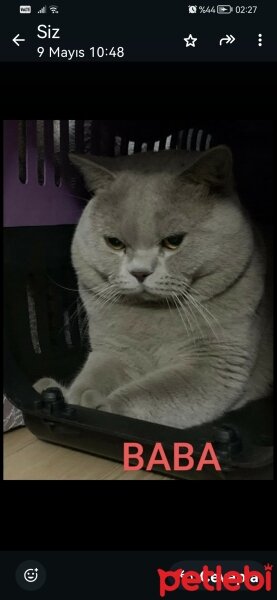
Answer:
69, 153, 116, 194
179, 145, 233, 194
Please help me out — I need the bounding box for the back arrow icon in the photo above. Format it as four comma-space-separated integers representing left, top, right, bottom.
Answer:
13, 34, 26, 46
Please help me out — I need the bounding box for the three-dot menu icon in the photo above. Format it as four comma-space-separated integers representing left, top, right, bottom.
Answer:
258, 33, 262, 47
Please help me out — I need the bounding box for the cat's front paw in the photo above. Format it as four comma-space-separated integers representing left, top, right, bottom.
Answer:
79, 389, 108, 409
100, 392, 129, 416
79, 392, 125, 414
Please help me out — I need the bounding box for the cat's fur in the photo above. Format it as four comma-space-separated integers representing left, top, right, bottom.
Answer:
35, 147, 272, 429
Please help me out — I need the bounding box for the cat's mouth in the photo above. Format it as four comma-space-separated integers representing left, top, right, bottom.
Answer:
122, 284, 169, 301
122, 286, 155, 297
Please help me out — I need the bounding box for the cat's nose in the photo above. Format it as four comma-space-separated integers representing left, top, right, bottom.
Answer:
131, 270, 152, 283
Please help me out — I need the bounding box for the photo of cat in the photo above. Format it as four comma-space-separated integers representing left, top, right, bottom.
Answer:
34, 145, 273, 430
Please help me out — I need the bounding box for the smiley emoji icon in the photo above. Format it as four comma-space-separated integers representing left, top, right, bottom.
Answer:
24, 568, 39, 583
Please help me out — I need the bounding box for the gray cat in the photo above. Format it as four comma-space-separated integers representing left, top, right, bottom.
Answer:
35, 147, 272, 429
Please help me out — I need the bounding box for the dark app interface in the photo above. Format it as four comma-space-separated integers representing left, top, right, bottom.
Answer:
0, 552, 276, 599
0, 0, 277, 62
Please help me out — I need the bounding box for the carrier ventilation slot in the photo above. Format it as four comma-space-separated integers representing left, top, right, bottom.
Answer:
26, 275, 84, 352
46, 275, 88, 349
37, 120, 45, 185
18, 121, 213, 187
18, 120, 27, 183
77, 299, 88, 343
118, 129, 212, 156
26, 281, 42, 354
63, 310, 73, 348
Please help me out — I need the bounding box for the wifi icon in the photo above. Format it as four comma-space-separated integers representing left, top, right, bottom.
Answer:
49, 5, 59, 13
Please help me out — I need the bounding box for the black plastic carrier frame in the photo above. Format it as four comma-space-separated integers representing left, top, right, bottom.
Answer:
3, 120, 273, 480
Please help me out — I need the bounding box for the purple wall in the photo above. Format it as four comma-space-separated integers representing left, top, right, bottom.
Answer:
4, 120, 84, 227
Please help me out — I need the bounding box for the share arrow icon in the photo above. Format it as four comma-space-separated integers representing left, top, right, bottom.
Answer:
219, 34, 235, 46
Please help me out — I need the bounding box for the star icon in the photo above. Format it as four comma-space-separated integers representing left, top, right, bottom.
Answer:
183, 34, 198, 47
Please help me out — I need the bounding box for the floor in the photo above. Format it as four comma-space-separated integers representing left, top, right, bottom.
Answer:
4, 427, 170, 480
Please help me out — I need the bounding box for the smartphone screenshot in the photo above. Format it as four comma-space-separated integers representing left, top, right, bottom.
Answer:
0, 551, 276, 598
2, 1, 274, 487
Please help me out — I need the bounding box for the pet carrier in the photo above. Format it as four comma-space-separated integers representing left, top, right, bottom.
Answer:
3, 120, 273, 480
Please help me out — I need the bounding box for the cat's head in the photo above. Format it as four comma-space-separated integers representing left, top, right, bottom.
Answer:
70, 147, 251, 304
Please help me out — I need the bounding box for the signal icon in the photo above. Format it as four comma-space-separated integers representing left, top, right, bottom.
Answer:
38, 5, 47, 12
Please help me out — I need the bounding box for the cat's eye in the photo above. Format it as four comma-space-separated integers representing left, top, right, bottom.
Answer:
105, 237, 126, 251
162, 234, 185, 250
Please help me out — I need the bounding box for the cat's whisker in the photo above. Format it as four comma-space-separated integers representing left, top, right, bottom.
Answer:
183, 290, 220, 342
178, 291, 204, 341
56, 191, 91, 204
173, 293, 194, 338
67, 302, 87, 332
92, 283, 117, 297
95, 283, 117, 296
91, 280, 117, 292
165, 296, 174, 317
94, 291, 117, 309
71, 299, 89, 339
47, 276, 79, 293
186, 290, 222, 331
94, 287, 122, 312
93, 286, 117, 299
91, 288, 114, 304
171, 293, 190, 337
165, 281, 197, 333
56, 299, 80, 337
80, 314, 89, 339
187, 297, 218, 342
109, 292, 123, 309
